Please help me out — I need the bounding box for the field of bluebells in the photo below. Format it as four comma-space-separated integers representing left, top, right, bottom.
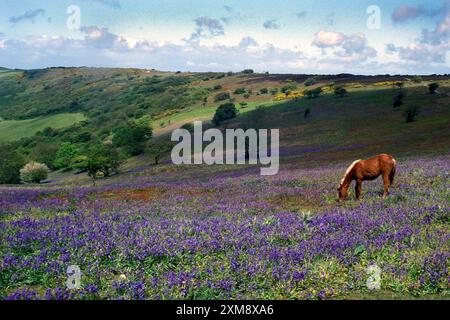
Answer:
0, 156, 448, 300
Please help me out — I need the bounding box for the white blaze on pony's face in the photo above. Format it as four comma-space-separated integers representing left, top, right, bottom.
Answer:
337, 159, 360, 201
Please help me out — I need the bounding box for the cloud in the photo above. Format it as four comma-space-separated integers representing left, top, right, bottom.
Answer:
9, 9, 45, 24
81, 0, 121, 8
79, 26, 128, 49
239, 37, 258, 48
263, 20, 281, 30
391, 4, 442, 23
188, 17, 225, 41
387, 2, 449, 64
312, 31, 376, 61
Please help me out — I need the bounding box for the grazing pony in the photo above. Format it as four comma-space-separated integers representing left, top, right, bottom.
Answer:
338, 154, 396, 201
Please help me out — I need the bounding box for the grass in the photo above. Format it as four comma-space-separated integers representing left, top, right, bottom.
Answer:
0, 113, 86, 142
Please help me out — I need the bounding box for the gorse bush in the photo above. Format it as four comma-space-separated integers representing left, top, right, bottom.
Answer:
428, 82, 439, 94
214, 92, 231, 102
20, 162, 49, 184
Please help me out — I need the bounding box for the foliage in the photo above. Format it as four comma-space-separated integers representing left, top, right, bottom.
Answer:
214, 92, 231, 102
304, 87, 323, 99
20, 162, 49, 184
53, 142, 78, 170
281, 83, 298, 94
233, 88, 246, 95
403, 105, 421, 123
81, 144, 123, 185
334, 87, 348, 97
112, 120, 152, 156
0, 143, 25, 184
212, 103, 238, 125
304, 77, 318, 86
428, 82, 439, 94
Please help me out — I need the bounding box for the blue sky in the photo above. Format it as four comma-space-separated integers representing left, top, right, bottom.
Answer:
0, 0, 448, 74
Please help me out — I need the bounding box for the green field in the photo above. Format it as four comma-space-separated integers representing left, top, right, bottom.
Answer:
0, 113, 85, 142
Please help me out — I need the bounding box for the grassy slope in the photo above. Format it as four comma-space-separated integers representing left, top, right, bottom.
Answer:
0, 113, 85, 142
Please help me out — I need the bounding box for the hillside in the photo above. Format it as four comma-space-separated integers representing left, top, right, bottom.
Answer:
0, 67, 449, 181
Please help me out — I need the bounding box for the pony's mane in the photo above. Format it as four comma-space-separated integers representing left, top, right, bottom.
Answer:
340, 159, 361, 185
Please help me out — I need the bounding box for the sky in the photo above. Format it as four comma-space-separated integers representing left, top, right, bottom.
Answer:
0, 0, 448, 74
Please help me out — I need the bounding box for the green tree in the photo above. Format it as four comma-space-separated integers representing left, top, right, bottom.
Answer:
53, 142, 78, 170
305, 87, 323, 99
113, 121, 152, 156
81, 144, 123, 186
0, 144, 25, 184
214, 92, 231, 102
212, 103, 238, 125
29, 143, 59, 170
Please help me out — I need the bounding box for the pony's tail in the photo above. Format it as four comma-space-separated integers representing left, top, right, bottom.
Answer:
389, 159, 396, 185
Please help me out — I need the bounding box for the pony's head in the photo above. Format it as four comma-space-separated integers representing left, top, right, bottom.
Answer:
337, 183, 349, 201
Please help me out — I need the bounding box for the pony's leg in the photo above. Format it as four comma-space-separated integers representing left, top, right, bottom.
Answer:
355, 179, 362, 200
382, 174, 390, 198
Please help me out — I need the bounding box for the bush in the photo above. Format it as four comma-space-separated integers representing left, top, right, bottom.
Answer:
334, 87, 348, 97
0, 144, 25, 184
213, 85, 222, 90
428, 82, 439, 94
403, 105, 421, 123
214, 92, 231, 102
304, 77, 318, 87
234, 87, 247, 95
412, 76, 423, 83
270, 88, 279, 95
259, 88, 269, 94
305, 87, 323, 99
393, 91, 405, 108
281, 83, 298, 93
20, 162, 49, 184
212, 103, 238, 125
241, 69, 254, 74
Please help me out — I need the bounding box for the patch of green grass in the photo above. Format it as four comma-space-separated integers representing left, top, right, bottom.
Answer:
0, 113, 86, 142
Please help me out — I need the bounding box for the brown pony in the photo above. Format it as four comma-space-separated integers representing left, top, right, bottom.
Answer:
338, 154, 396, 201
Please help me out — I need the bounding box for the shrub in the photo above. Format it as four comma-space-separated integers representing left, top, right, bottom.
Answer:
213, 85, 222, 90
20, 162, 49, 184
234, 87, 246, 94
334, 87, 348, 97
393, 91, 405, 108
259, 88, 269, 94
304, 77, 318, 86
305, 87, 323, 99
281, 83, 298, 93
241, 69, 254, 74
412, 76, 423, 83
214, 92, 231, 102
428, 82, 439, 94
270, 88, 279, 95
403, 105, 421, 123
212, 103, 238, 125
0, 144, 25, 184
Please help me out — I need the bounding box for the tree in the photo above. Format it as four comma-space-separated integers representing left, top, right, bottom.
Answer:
428, 82, 439, 94
393, 91, 405, 108
29, 142, 59, 170
0, 144, 25, 184
281, 83, 297, 93
334, 87, 348, 97
403, 105, 421, 123
20, 162, 49, 184
241, 69, 254, 74
147, 142, 173, 165
53, 142, 78, 170
81, 144, 123, 186
412, 76, 422, 83
113, 121, 152, 156
212, 103, 238, 126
